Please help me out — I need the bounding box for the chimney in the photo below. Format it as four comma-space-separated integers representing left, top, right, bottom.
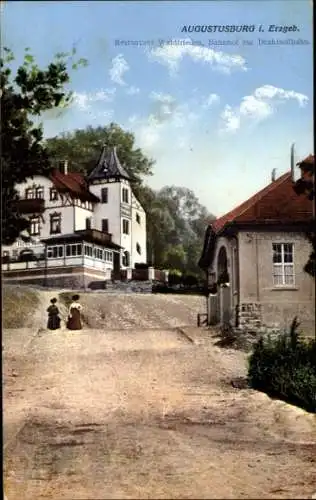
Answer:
271, 168, 276, 182
290, 143, 295, 181
59, 159, 68, 175
64, 159, 68, 175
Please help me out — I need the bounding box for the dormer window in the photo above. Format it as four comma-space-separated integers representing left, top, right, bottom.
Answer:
25, 188, 35, 199
50, 188, 58, 201
36, 187, 44, 199
25, 186, 44, 199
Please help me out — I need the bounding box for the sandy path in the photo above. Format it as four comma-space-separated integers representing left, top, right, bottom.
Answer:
3, 292, 316, 499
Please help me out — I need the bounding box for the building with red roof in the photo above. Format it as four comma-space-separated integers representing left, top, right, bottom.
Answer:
2, 146, 148, 288
199, 155, 315, 335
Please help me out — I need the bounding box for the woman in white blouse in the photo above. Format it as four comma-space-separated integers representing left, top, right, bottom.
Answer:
67, 294, 83, 330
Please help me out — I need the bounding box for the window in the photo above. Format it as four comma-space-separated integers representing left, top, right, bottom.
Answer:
136, 213, 141, 224
25, 188, 35, 199
272, 243, 294, 286
36, 187, 44, 199
30, 216, 40, 236
86, 217, 91, 230
122, 188, 129, 203
50, 188, 58, 201
136, 243, 141, 255
47, 245, 64, 259
122, 219, 129, 235
105, 251, 113, 262
102, 219, 109, 233
92, 247, 103, 260
84, 244, 93, 257
66, 244, 82, 257
50, 213, 61, 234
101, 187, 108, 203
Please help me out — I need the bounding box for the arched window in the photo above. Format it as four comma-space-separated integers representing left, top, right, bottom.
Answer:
217, 246, 229, 284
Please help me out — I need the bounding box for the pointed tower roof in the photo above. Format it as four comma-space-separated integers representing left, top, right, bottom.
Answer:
87, 146, 130, 182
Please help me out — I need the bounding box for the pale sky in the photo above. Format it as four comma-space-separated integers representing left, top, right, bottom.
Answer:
3, 0, 313, 216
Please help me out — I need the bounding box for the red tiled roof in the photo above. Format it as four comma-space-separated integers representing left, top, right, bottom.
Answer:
50, 169, 99, 202
297, 154, 315, 166
211, 171, 313, 234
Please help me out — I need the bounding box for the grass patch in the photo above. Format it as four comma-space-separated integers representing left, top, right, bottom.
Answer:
3, 285, 40, 328
248, 317, 316, 413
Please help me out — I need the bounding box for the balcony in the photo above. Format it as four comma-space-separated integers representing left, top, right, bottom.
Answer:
75, 229, 113, 245
13, 198, 45, 214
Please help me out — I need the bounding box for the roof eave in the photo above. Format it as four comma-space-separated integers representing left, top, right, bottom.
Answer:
218, 219, 315, 235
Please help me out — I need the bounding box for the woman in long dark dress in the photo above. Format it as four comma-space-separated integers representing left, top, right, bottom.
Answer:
47, 298, 61, 330
67, 294, 83, 330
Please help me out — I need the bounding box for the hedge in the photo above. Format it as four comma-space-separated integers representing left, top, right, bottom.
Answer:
248, 317, 316, 413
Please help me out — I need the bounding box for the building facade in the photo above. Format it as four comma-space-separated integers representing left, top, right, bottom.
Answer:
2, 146, 147, 288
199, 157, 315, 336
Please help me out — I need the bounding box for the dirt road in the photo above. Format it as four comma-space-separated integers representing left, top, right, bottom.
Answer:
3, 291, 316, 499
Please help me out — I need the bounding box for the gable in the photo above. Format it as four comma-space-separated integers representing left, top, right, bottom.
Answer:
211, 172, 313, 235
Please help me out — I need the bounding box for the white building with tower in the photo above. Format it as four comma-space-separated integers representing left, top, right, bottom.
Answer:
2, 145, 148, 288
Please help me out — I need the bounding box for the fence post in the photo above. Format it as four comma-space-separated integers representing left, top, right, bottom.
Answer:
208, 294, 218, 325
163, 269, 169, 283
148, 266, 155, 281
219, 285, 224, 326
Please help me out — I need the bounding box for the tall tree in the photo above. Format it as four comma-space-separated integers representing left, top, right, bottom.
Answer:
155, 186, 215, 274
293, 155, 315, 277
44, 126, 214, 274
1, 46, 88, 245
45, 124, 155, 184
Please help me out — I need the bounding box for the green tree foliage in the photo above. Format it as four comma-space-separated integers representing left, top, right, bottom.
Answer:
1, 46, 88, 245
155, 186, 215, 274
248, 318, 316, 413
293, 158, 315, 278
46, 126, 215, 274
46, 123, 155, 184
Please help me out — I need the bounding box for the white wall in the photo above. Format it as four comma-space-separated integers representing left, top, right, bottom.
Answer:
5, 174, 148, 270
3, 175, 74, 256
131, 193, 147, 266
89, 181, 121, 244
89, 179, 141, 268
74, 206, 94, 231
14, 175, 53, 203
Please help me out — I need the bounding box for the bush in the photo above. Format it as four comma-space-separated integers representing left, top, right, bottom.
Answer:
168, 272, 182, 286
19, 251, 37, 262
182, 274, 198, 287
248, 317, 316, 413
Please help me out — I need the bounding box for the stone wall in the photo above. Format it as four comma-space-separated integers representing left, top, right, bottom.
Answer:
237, 302, 262, 331
231, 300, 315, 339
3, 274, 86, 289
